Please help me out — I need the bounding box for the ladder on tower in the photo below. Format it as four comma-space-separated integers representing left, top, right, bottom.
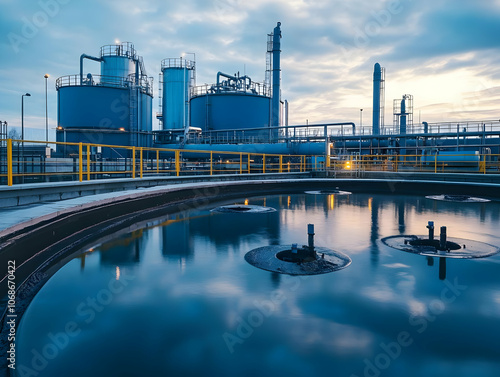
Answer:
265, 33, 273, 96
129, 85, 138, 147
0, 121, 7, 183
158, 71, 163, 128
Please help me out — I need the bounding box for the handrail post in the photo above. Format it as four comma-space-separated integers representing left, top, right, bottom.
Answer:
86, 144, 90, 180
434, 153, 437, 174
156, 150, 159, 174
78, 142, 83, 182
240, 153, 242, 175
132, 146, 136, 178
140, 147, 143, 178
7, 139, 13, 186
175, 150, 180, 176
263, 154, 266, 174
279, 155, 283, 173
210, 151, 213, 175
248, 153, 251, 174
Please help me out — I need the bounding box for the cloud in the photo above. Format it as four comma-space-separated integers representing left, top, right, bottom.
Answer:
1, 0, 499, 130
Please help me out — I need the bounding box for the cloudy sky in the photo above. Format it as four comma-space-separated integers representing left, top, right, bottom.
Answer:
1, 0, 500, 138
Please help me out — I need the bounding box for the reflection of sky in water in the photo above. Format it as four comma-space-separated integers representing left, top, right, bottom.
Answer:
15, 194, 500, 377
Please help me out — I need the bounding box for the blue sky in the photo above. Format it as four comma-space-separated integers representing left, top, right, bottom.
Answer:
1, 0, 500, 139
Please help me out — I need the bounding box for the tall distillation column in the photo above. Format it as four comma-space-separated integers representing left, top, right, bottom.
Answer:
372, 63, 385, 135
271, 22, 281, 137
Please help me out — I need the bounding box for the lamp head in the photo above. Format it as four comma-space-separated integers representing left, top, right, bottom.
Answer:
44, 74, 49, 79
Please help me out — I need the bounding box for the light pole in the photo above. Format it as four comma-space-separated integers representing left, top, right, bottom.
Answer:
21, 93, 31, 183
360, 109, 363, 128
21, 93, 31, 141
44, 74, 49, 145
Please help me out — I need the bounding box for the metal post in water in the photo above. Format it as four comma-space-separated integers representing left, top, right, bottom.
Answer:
307, 224, 315, 257
439, 257, 447, 280
427, 221, 434, 241
440, 226, 447, 250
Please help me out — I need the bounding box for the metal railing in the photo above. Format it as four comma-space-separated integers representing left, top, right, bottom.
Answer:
330, 153, 500, 174
191, 81, 270, 98
0, 139, 321, 186
56, 74, 153, 96
2, 139, 499, 187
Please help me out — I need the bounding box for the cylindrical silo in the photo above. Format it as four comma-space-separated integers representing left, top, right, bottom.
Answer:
190, 93, 271, 131
56, 41, 153, 157
189, 72, 271, 132
100, 42, 137, 86
161, 58, 195, 130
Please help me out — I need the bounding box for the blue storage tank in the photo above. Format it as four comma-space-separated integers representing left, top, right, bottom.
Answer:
160, 58, 194, 130
100, 43, 137, 81
190, 72, 271, 131
55, 42, 153, 157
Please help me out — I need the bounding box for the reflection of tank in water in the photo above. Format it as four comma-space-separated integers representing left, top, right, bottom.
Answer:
161, 218, 194, 260
99, 229, 145, 265
194, 198, 281, 247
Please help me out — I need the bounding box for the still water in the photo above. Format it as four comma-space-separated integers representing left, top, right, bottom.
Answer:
15, 193, 500, 377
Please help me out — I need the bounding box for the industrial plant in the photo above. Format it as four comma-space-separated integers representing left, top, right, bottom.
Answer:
2, 17, 500, 377
50, 21, 500, 169
0, 21, 498, 185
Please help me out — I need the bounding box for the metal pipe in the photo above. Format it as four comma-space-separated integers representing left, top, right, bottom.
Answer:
80, 54, 102, 85
216, 71, 252, 92
307, 224, 315, 257
439, 257, 447, 280
440, 226, 447, 251
427, 221, 434, 240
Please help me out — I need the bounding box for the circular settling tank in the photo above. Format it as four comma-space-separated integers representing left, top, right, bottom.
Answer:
13, 193, 500, 377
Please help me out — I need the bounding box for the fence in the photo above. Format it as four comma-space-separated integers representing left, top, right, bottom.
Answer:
2, 139, 500, 187
331, 153, 500, 174
0, 139, 324, 186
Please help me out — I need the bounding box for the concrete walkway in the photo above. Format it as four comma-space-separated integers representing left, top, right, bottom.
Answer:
0, 172, 311, 208
0, 177, 311, 237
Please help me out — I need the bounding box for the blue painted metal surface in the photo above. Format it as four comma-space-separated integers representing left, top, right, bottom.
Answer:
101, 55, 135, 81
58, 86, 130, 131
56, 42, 153, 155
100, 42, 138, 81
400, 96, 407, 135
161, 59, 194, 130
190, 93, 271, 131
155, 141, 326, 158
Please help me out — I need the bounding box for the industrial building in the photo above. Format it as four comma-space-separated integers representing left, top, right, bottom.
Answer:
51, 22, 500, 167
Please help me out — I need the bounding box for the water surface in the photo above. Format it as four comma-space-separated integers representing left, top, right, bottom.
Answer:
15, 193, 500, 377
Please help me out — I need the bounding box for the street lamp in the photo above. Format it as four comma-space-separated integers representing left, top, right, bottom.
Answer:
21, 93, 31, 141
21, 93, 31, 184
44, 74, 49, 145
360, 109, 363, 128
